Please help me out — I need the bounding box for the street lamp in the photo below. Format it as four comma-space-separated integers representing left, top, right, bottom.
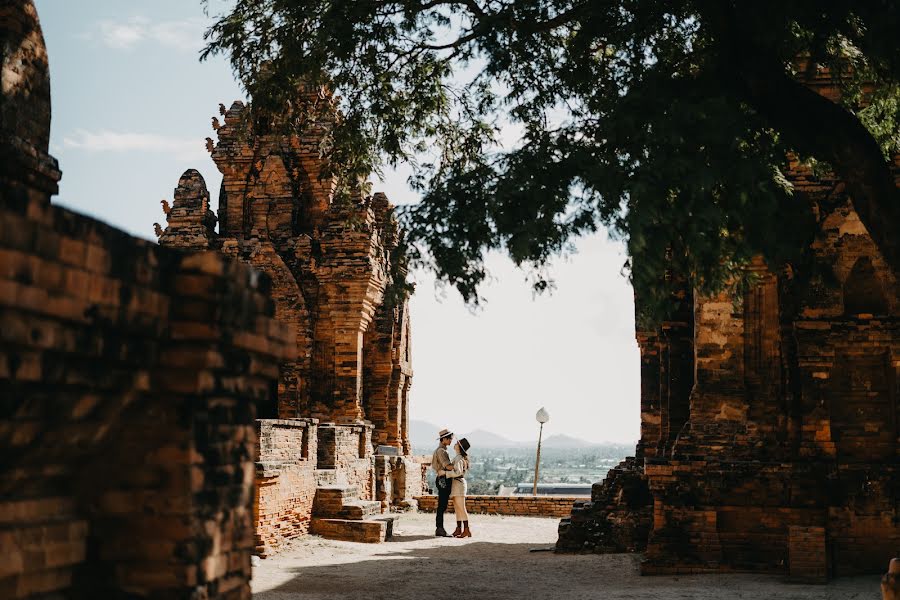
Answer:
532, 407, 550, 496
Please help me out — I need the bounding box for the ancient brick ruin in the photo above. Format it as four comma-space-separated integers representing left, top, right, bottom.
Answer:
559, 74, 899, 580
156, 91, 423, 555
0, 2, 423, 597
7, 0, 896, 594
0, 3, 294, 597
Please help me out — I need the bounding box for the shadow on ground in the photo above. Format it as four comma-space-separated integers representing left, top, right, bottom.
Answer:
253, 538, 880, 600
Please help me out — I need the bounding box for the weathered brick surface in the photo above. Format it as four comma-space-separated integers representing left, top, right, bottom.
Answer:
254, 419, 318, 557
639, 173, 900, 577
0, 0, 59, 197
156, 94, 423, 556
0, 155, 292, 599
169, 97, 415, 431
557, 287, 691, 554
316, 423, 376, 497
376, 455, 429, 510
556, 456, 652, 552
309, 515, 398, 543
417, 495, 582, 518
364, 299, 413, 453
1, 4, 294, 597
789, 526, 828, 583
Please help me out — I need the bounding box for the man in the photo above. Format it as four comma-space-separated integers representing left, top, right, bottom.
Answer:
431, 428, 454, 537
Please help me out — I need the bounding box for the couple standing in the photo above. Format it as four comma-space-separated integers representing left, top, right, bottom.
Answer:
431, 428, 472, 538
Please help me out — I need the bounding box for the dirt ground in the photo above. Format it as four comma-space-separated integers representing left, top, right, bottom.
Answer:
252, 512, 880, 600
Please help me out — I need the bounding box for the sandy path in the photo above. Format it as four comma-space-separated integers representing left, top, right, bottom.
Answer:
252, 512, 879, 600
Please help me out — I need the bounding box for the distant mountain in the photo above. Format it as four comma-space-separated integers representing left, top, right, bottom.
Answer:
459, 429, 526, 448
409, 421, 620, 451
409, 419, 443, 450
541, 433, 599, 449
411, 421, 528, 450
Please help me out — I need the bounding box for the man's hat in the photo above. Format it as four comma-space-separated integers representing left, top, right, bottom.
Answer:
437, 428, 454, 440
458, 437, 471, 454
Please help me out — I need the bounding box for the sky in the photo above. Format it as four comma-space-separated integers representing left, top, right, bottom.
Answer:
33, 0, 641, 445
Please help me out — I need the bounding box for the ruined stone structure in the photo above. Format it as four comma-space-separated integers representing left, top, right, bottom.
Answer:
157, 92, 423, 554
0, 3, 294, 597
559, 77, 899, 579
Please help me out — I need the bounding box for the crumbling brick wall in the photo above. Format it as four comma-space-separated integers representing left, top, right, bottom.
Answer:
1, 4, 294, 597
158, 96, 416, 439
0, 198, 292, 599
557, 287, 690, 554
254, 419, 318, 557
376, 455, 429, 510
559, 73, 899, 578
639, 160, 899, 577
316, 423, 375, 498
156, 91, 423, 554
364, 299, 413, 454
0, 159, 293, 599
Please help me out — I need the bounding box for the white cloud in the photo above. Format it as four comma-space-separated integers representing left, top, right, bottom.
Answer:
98, 16, 148, 49
62, 129, 207, 162
84, 16, 206, 52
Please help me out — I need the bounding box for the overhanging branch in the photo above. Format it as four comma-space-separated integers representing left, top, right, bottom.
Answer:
736, 59, 900, 278
699, 0, 900, 276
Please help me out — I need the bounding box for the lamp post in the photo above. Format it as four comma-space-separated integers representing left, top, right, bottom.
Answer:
532, 407, 550, 496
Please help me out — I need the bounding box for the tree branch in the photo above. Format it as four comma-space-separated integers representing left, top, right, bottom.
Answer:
414, 0, 487, 17
736, 60, 900, 277
700, 0, 900, 276
514, 2, 591, 33
422, 30, 481, 50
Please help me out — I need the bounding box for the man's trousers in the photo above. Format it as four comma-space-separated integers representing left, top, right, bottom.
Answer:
435, 477, 452, 530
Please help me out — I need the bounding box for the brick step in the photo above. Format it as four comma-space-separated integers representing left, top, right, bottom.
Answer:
310, 515, 400, 543
315, 485, 360, 501
313, 486, 361, 517
338, 500, 382, 520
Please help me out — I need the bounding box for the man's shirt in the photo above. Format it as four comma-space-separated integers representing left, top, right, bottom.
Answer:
431, 445, 450, 474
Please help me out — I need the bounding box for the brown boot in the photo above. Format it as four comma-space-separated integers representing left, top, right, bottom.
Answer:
462, 521, 472, 538
451, 522, 463, 537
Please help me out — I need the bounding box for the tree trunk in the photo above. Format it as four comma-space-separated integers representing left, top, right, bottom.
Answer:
736, 58, 900, 278
700, 0, 900, 277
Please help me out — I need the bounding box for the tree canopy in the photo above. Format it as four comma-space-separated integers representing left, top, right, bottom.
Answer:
201, 0, 900, 320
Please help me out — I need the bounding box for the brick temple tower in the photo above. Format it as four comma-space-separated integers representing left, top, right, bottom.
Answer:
558, 70, 900, 580
157, 92, 422, 554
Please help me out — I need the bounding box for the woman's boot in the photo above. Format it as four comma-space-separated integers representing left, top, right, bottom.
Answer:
462, 521, 472, 538
451, 521, 463, 537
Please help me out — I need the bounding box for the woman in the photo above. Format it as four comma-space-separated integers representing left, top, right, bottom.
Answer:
442, 437, 472, 538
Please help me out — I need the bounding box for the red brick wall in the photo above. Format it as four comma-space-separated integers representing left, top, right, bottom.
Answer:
638, 181, 899, 576
0, 194, 293, 598
318, 423, 375, 499
254, 419, 318, 557
376, 456, 429, 509
2, 6, 293, 595
416, 495, 580, 518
